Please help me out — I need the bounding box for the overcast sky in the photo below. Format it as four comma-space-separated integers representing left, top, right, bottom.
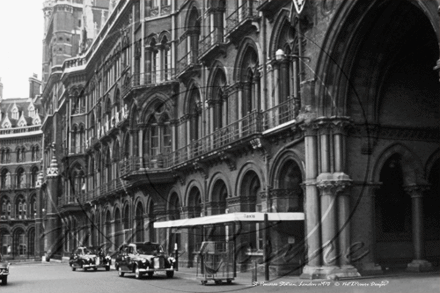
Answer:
0, 1, 44, 99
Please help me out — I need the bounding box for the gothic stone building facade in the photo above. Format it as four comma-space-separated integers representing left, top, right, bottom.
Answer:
40, 0, 439, 277
0, 76, 43, 260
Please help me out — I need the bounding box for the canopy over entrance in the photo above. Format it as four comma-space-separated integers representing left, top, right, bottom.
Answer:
154, 212, 304, 228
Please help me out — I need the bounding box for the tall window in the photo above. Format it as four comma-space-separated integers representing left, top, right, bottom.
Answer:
28, 228, 35, 257
1, 170, 11, 189
210, 70, 227, 131
146, 104, 171, 160
188, 87, 201, 143
31, 167, 39, 187
16, 196, 26, 219
30, 196, 37, 219
13, 228, 26, 257
16, 168, 26, 189
1, 197, 11, 219
135, 203, 144, 242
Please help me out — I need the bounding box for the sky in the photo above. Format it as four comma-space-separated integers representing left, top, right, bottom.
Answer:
0, 1, 44, 99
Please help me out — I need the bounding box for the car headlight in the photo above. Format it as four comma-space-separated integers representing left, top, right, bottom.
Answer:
142, 259, 147, 263
168, 257, 175, 263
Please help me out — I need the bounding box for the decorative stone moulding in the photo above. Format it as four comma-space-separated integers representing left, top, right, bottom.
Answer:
47, 156, 59, 177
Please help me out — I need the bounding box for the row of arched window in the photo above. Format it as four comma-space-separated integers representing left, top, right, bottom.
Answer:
0, 145, 41, 163
1, 167, 40, 189
1, 227, 35, 258
0, 194, 37, 220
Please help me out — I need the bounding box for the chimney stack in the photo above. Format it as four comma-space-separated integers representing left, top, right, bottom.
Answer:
29, 74, 42, 99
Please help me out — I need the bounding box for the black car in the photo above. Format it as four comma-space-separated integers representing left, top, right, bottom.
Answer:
0, 254, 10, 285
69, 247, 99, 271
115, 242, 175, 279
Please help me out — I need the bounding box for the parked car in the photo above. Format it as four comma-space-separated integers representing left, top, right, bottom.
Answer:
115, 242, 175, 279
89, 245, 112, 271
69, 247, 98, 271
0, 254, 10, 285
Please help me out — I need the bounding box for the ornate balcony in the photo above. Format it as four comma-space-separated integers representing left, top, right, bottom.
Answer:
176, 51, 201, 80
226, 1, 261, 42
169, 111, 262, 167
198, 28, 226, 62
132, 68, 177, 87
261, 99, 298, 131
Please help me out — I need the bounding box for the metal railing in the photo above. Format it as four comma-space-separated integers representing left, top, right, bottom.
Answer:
198, 28, 222, 57
226, 1, 260, 35
169, 111, 261, 166
114, 100, 297, 175
176, 51, 197, 75
261, 99, 297, 131
131, 68, 176, 87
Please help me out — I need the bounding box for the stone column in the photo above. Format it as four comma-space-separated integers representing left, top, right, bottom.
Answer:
405, 184, 433, 272
299, 123, 322, 279
357, 184, 383, 275
44, 156, 61, 260
316, 181, 340, 270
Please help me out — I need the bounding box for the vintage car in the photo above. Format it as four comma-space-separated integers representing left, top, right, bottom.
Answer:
115, 242, 175, 279
69, 247, 99, 271
89, 245, 112, 271
0, 254, 10, 285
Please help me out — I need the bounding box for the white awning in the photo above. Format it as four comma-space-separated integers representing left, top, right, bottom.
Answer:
153, 212, 304, 229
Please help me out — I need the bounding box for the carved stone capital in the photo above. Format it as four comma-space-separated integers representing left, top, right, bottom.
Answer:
316, 173, 352, 196
404, 184, 430, 198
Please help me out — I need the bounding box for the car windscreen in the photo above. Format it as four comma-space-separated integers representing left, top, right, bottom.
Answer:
136, 244, 163, 254
82, 248, 93, 255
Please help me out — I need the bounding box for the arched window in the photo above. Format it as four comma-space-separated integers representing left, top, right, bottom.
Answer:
30, 195, 37, 219
188, 87, 202, 143
1, 229, 12, 256
79, 124, 85, 153
123, 204, 130, 242
187, 187, 202, 266
114, 208, 122, 250
135, 202, 144, 242
146, 104, 171, 164
16, 168, 26, 189
31, 167, 39, 187
240, 171, 261, 251
210, 69, 227, 132
376, 154, 411, 236
28, 228, 35, 257
272, 19, 300, 125
1, 148, 5, 163
71, 124, 78, 153
105, 211, 112, 250
16, 147, 22, 162
13, 228, 26, 257
148, 201, 155, 242
160, 35, 172, 81
1, 169, 11, 189
1, 197, 11, 219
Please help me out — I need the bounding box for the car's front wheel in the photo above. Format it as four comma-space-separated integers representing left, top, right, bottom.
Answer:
166, 271, 174, 278
118, 267, 124, 277
2, 276, 7, 285
105, 265, 110, 271
135, 266, 142, 279
148, 272, 154, 278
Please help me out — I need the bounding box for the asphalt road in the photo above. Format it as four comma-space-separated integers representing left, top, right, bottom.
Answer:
2, 262, 439, 293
